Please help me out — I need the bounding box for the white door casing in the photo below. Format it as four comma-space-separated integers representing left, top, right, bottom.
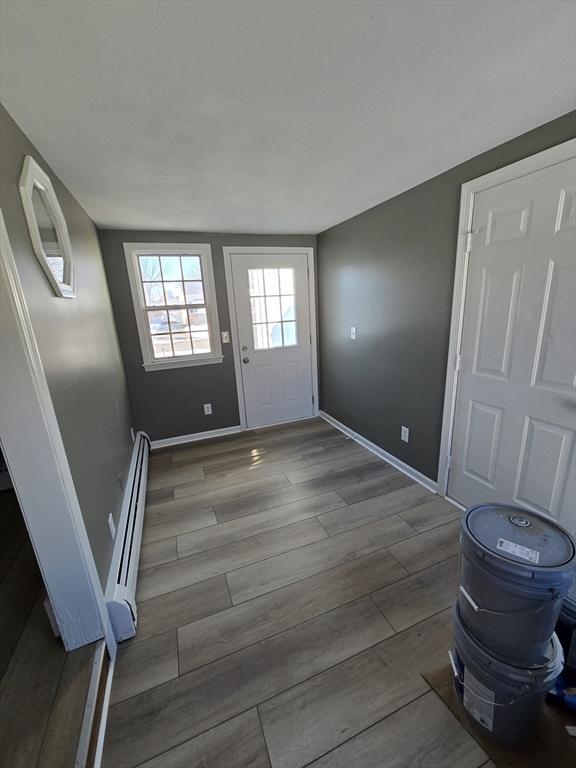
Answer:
224, 247, 318, 429
441, 145, 576, 535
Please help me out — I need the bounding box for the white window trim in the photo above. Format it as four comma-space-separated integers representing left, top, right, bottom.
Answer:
19, 155, 75, 298
124, 242, 223, 372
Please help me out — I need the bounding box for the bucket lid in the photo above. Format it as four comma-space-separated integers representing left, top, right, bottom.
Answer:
464, 504, 575, 568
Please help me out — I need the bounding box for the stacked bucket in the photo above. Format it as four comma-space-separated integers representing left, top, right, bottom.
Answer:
451, 504, 576, 746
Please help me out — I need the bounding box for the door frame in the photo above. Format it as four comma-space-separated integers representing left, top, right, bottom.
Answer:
0, 208, 117, 657
223, 246, 319, 430
437, 138, 576, 501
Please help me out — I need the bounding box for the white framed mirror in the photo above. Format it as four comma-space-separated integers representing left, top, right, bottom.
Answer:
19, 156, 75, 298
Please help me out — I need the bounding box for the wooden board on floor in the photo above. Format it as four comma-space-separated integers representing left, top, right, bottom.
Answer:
424, 664, 576, 768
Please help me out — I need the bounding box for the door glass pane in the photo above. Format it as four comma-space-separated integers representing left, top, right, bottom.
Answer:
281, 295, 295, 321
164, 282, 185, 305
181, 256, 202, 280
251, 297, 267, 324
152, 334, 173, 358
168, 309, 189, 332
139, 256, 161, 281
144, 282, 165, 306
253, 324, 268, 350
172, 333, 193, 356
191, 331, 211, 354
279, 268, 294, 295
185, 281, 205, 304
148, 310, 169, 335
266, 296, 281, 322
249, 269, 264, 296
188, 307, 208, 330
283, 321, 297, 346
268, 322, 283, 348
160, 256, 182, 281
264, 268, 279, 295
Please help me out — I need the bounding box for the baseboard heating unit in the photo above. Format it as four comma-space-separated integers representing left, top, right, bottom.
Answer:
105, 430, 150, 641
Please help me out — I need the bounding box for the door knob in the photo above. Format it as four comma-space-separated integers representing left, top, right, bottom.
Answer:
242, 357, 250, 364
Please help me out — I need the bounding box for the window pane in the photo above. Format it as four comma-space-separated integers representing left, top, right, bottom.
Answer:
279, 268, 294, 295
251, 297, 267, 324
264, 268, 279, 295
148, 310, 169, 335
266, 296, 281, 322
160, 256, 182, 281
249, 269, 264, 296
268, 322, 283, 348
182, 256, 202, 280
144, 282, 165, 306
253, 324, 268, 350
152, 334, 173, 358
168, 309, 189, 332
139, 256, 161, 281
283, 321, 297, 346
192, 331, 211, 354
172, 333, 193, 356
281, 295, 295, 321
185, 281, 205, 304
164, 282, 185, 305
188, 307, 208, 330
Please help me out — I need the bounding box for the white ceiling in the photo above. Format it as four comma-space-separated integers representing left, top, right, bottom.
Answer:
1, 0, 574, 234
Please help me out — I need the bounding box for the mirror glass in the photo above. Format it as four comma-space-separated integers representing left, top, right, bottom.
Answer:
31, 184, 65, 283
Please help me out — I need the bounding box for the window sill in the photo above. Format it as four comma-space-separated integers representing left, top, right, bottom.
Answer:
143, 355, 224, 372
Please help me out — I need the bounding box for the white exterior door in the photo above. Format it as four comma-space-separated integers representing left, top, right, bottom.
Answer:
229, 250, 315, 428
448, 157, 576, 535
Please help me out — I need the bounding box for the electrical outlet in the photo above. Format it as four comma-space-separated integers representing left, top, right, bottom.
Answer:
204, 403, 213, 415
350, 326, 357, 340
108, 513, 116, 540
401, 426, 410, 443
221, 331, 230, 343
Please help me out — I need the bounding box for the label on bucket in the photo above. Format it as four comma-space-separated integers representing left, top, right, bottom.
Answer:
496, 537, 540, 564
463, 668, 494, 732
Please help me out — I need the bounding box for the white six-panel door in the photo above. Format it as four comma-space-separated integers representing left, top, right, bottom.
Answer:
448, 157, 576, 534
228, 250, 315, 429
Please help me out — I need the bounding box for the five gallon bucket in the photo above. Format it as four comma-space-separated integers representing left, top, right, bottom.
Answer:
459, 504, 576, 665
451, 604, 564, 747
556, 581, 576, 684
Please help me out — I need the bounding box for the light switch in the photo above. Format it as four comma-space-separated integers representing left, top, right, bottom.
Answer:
350, 326, 357, 340
221, 331, 230, 343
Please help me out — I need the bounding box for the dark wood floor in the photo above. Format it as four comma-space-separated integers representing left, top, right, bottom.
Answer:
103, 418, 490, 768
0, 490, 96, 768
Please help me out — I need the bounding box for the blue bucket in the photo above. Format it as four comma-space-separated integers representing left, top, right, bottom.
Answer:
459, 504, 575, 665
451, 604, 564, 747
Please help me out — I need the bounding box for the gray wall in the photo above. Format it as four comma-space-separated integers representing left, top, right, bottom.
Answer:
0, 105, 134, 585
98, 230, 316, 441
317, 111, 576, 482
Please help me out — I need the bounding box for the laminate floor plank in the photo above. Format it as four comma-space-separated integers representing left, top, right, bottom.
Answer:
103, 598, 393, 768
142, 506, 217, 544
178, 548, 403, 673
307, 691, 487, 768
227, 513, 417, 604
110, 631, 178, 705
399, 496, 462, 532
145, 497, 215, 523
258, 610, 453, 768
147, 463, 204, 491
335, 470, 415, 505
139, 536, 178, 571
319, 483, 434, 536
387, 519, 461, 574
137, 518, 327, 601
139, 709, 271, 768
285, 453, 381, 484
177, 491, 346, 558
371, 555, 460, 631
136, 575, 231, 643
173, 472, 291, 504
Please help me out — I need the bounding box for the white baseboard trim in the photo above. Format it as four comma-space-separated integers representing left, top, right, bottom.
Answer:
150, 425, 243, 450
319, 410, 439, 495
93, 652, 115, 768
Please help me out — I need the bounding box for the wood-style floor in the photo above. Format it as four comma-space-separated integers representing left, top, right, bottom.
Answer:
103, 418, 490, 768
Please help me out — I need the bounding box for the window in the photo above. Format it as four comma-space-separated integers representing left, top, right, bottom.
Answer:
249, 267, 297, 349
124, 243, 223, 371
